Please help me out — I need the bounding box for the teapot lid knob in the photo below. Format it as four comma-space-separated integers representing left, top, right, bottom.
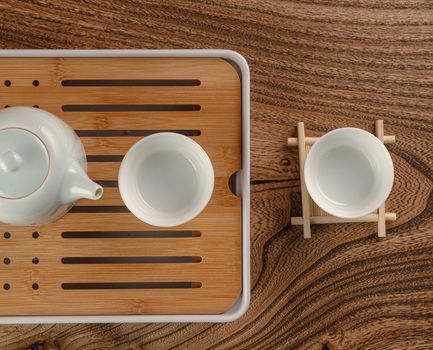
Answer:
0, 128, 49, 199
0, 150, 23, 173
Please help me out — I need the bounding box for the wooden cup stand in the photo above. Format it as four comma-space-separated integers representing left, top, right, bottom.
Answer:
288, 120, 397, 239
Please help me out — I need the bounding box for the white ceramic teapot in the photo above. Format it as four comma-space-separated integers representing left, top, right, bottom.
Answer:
0, 107, 103, 226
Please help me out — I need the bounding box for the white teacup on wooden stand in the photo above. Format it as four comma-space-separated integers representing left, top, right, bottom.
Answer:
304, 128, 394, 219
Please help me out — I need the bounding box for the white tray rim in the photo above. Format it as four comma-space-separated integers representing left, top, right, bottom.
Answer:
0, 49, 250, 324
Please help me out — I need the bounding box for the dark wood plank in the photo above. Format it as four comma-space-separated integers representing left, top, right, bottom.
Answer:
0, 0, 432, 349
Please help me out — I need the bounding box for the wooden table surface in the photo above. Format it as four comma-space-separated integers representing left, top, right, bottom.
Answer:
0, 1, 432, 349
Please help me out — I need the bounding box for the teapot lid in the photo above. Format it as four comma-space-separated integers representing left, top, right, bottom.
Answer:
0, 128, 49, 199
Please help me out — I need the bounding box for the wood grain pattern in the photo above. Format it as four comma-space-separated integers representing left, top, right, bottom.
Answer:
0, 57, 242, 315
0, 0, 433, 349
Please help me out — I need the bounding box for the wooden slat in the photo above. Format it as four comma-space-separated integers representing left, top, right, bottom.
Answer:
0, 88, 239, 106
0, 58, 237, 82
45, 205, 240, 230
82, 136, 236, 156
53, 111, 240, 134
288, 135, 396, 146
1, 260, 240, 283
2, 224, 240, 256
0, 57, 242, 315
291, 213, 397, 225
297, 122, 311, 239
1, 237, 238, 257
375, 120, 387, 238
87, 162, 120, 180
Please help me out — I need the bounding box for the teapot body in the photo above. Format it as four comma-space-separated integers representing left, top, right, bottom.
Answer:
0, 107, 102, 226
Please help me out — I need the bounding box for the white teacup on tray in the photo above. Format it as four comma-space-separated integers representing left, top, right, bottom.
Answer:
119, 132, 214, 227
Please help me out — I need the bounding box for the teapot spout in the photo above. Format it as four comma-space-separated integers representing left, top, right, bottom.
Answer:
61, 161, 103, 204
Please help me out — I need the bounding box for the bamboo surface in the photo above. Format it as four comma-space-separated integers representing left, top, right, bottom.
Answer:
0, 57, 242, 315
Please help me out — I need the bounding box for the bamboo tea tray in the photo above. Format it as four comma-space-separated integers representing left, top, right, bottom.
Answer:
0, 50, 250, 323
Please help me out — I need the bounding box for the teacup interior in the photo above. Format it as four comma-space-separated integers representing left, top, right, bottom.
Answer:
317, 146, 375, 206
137, 151, 199, 213
119, 132, 214, 227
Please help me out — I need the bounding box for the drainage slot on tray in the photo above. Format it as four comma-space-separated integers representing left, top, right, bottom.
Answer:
62, 282, 202, 290
62, 104, 201, 112
69, 206, 129, 213
76, 129, 201, 137
62, 256, 202, 264
96, 181, 119, 188
62, 231, 201, 238
62, 79, 201, 87
87, 155, 124, 162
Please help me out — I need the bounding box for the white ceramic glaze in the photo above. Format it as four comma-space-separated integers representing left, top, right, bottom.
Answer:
304, 128, 394, 219
119, 132, 214, 227
0, 107, 103, 226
